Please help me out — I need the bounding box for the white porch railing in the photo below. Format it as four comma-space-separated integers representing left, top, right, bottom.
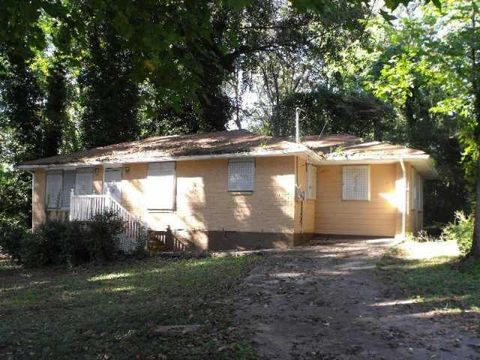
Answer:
69, 190, 146, 253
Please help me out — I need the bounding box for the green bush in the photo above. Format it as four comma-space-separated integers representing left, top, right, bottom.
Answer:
441, 211, 474, 256
0, 210, 126, 267
85, 211, 124, 262
0, 219, 27, 262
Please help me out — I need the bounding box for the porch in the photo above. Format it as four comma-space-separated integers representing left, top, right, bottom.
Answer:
45, 190, 188, 253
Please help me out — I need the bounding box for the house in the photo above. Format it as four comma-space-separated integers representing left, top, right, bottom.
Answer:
17, 130, 437, 251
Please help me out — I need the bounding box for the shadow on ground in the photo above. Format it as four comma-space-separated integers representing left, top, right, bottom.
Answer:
235, 239, 480, 360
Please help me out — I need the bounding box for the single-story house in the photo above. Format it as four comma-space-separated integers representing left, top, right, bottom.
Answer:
17, 130, 437, 251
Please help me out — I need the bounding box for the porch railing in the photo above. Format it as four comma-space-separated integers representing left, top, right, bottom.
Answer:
69, 190, 146, 253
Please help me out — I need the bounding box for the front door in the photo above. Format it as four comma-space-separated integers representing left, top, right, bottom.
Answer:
104, 168, 122, 202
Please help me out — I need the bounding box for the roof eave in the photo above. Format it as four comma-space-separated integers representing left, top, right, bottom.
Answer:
318, 155, 438, 179
15, 148, 311, 171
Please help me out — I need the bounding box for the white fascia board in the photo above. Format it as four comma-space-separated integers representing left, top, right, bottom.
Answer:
319, 156, 438, 179
16, 148, 311, 171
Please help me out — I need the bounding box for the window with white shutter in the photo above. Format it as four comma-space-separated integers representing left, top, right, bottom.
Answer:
61, 170, 76, 208
75, 168, 94, 195
306, 164, 317, 200
342, 166, 370, 201
147, 162, 176, 211
46, 171, 63, 209
228, 159, 255, 192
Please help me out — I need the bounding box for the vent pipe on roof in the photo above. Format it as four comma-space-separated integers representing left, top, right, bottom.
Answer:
295, 107, 301, 143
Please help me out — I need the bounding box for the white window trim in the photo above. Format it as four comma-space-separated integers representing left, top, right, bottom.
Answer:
227, 158, 255, 192
342, 165, 371, 201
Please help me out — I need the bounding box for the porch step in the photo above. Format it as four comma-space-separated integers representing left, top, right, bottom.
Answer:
147, 230, 189, 253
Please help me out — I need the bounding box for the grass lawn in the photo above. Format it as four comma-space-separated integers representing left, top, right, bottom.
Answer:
0, 255, 260, 359
377, 242, 480, 315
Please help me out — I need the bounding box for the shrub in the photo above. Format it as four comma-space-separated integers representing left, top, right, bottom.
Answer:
0, 219, 27, 262
441, 211, 474, 256
0, 210, 126, 267
85, 211, 124, 262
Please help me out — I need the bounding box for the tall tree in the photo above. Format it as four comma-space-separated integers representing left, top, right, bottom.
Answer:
80, 12, 140, 148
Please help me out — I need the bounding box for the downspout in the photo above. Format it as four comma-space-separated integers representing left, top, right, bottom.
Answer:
400, 158, 407, 239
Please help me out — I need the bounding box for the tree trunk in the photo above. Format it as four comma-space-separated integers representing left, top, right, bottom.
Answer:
469, 1, 480, 258
471, 162, 480, 257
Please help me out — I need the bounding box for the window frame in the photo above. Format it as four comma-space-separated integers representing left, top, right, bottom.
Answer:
75, 168, 94, 195
146, 162, 177, 212
342, 165, 371, 201
61, 170, 76, 209
103, 168, 123, 203
227, 158, 255, 193
45, 170, 63, 210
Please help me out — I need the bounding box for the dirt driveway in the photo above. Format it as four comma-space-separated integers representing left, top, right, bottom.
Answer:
235, 239, 480, 359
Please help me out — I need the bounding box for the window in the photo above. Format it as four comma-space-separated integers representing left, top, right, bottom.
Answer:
306, 164, 317, 200
342, 166, 370, 201
104, 168, 122, 202
75, 168, 94, 195
61, 170, 76, 208
228, 159, 255, 192
146, 162, 176, 211
46, 171, 63, 209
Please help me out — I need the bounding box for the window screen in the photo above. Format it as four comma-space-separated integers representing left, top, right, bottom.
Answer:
46, 171, 63, 209
228, 159, 255, 192
306, 164, 317, 200
61, 170, 76, 208
146, 162, 176, 210
342, 166, 370, 201
75, 168, 94, 195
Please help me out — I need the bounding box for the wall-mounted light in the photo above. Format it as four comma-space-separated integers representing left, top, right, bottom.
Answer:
124, 166, 130, 173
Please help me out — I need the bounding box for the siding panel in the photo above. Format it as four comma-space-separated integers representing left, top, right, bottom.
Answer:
315, 164, 397, 237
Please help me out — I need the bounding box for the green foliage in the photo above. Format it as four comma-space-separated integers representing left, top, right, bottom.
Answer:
269, 87, 393, 139
85, 211, 124, 262
0, 219, 27, 263
79, 9, 140, 148
0, 255, 259, 358
0, 211, 125, 267
441, 211, 474, 256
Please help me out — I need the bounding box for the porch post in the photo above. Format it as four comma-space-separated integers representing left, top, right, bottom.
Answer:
69, 188, 74, 221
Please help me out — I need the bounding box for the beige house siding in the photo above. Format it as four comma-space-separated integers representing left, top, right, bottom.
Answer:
32, 169, 46, 228
30, 156, 425, 247
120, 157, 296, 250
293, 157, 316, 244
315, 164, 398, 237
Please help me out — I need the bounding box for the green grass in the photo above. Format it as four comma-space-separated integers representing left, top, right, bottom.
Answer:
377, 246, 480, 314
0, 255, 260, 359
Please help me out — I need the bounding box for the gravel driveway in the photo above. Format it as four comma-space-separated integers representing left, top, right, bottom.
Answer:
235, 239, 480, 359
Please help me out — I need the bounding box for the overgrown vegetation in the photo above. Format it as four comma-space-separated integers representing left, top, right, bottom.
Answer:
0, 255, 259, 359
441, 211, 474, 256
378, 245, 480, 314
0, 211, 126, 267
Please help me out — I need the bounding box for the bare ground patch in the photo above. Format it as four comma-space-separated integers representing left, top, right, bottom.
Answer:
235, 239, 480, 359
